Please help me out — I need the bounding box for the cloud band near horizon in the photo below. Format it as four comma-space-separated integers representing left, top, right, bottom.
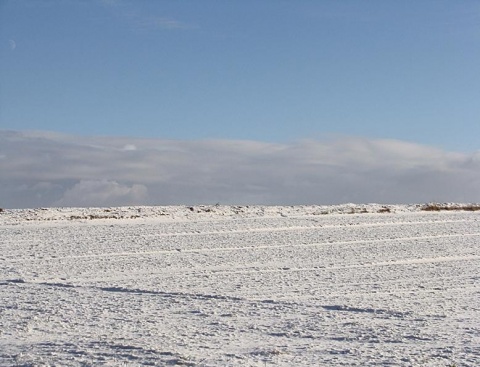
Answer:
1, 130, 479, 208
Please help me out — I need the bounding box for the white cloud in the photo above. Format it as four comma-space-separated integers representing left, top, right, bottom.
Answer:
55, 180, 147, 207
8, 39, 16, 50
1, 130, 479, 208
122, 144, 137, 151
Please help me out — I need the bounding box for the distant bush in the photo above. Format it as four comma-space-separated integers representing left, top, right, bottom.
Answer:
68, 213, 140, 220
422, 203, 480, 212
422, 204, 443, 211
377, 207, 391, 213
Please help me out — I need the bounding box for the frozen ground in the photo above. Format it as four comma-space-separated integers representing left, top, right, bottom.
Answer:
0, 204, 479, 366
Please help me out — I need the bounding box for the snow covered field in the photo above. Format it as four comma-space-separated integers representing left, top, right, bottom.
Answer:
1, 204, 479, 366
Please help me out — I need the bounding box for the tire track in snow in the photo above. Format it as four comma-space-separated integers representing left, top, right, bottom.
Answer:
77, 253, 476, 283
2, 217, 475, 243
203, 254, 480, 275
7, 232, 480, 262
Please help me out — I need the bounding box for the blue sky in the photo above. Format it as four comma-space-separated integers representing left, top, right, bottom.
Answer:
1, 1, 480, 208
2, 0, 479, 150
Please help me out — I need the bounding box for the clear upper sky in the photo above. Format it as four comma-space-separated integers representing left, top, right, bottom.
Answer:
1, 0, 479, 151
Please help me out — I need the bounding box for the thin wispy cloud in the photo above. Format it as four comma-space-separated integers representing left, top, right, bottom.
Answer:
1, 130, 479, 208
134, 15, 193, 31
100, 0, 195, 31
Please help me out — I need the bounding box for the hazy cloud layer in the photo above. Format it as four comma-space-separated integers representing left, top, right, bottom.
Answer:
1, 130, 479, 208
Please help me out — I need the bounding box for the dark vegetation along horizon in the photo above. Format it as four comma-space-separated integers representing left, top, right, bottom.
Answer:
1, 202, 480, 212
1, 203, 480, 222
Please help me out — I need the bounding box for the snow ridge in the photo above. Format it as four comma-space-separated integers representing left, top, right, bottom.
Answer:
3, 202, 478, 225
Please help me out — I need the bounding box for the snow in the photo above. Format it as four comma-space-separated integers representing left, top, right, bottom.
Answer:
1, 204, 479, 366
